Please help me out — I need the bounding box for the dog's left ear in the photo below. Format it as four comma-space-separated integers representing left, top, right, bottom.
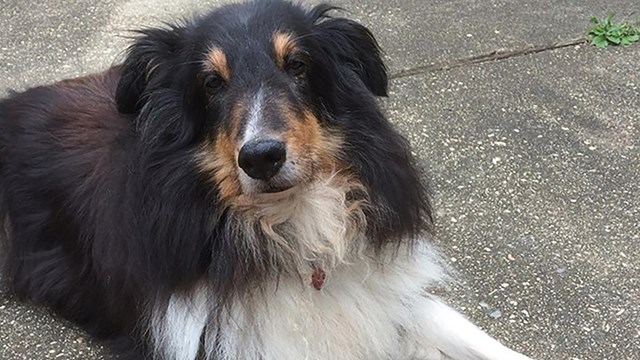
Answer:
311, 7, 388, 96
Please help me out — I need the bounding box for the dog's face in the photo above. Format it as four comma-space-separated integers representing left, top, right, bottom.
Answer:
196, 28, 347, 199
117, 0, 429, 244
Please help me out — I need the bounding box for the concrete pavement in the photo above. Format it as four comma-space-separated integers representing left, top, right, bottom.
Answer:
1, 0, 639, 359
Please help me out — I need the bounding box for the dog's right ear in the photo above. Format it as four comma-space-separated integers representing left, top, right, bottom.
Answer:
116, 27, 184, 114
309, 5, 388, 97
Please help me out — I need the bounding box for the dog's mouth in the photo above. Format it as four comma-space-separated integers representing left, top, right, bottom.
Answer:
263, 183, 295, 194
232, 183, 304, 211
257, 184, 300, 198
240, 173, 301, 197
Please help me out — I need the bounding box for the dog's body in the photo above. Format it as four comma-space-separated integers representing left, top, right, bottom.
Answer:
0, 1, 533, 359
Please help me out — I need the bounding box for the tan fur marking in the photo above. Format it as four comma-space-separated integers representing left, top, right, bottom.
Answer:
228, 99, 245, 143
272, 32, 297, 69
284, 106, 344, 177
195, 100, 248, 204
205, 47, 231, 82
213, 132, 241, 201
196, 133, 240, 203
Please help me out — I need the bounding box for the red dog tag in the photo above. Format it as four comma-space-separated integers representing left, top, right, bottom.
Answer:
311, 267, 326, 290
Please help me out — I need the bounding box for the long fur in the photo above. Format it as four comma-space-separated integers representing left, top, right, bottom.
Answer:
0, 1, 533, 359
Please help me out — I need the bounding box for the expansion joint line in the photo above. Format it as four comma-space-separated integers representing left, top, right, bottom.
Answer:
390, 37, 588, 79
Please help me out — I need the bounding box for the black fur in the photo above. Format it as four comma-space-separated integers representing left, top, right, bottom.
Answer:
0, 1, 431, 358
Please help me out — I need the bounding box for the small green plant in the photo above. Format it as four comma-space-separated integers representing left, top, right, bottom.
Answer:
588, 14, 639, 48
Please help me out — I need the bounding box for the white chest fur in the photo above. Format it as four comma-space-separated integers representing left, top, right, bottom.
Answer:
151, 244, 447, 360
215, 245, 445, 360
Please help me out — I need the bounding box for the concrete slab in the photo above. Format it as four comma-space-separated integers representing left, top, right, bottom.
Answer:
386, 43, 639, 360
1, 0, 639, 359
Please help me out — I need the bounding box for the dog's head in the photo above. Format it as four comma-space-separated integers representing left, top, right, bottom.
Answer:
116, 0, 430, 247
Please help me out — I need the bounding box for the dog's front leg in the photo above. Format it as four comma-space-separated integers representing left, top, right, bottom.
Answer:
405, 296, 534, 360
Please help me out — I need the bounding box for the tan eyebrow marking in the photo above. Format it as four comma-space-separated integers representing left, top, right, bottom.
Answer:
205, 47, 231, 82
272, 32, 297, 69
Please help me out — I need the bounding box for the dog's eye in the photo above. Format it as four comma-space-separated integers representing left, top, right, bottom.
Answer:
204, 74, 225, 92
285, 59, 307, 77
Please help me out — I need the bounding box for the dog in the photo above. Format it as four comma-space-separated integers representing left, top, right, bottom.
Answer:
0, 1, 535, 359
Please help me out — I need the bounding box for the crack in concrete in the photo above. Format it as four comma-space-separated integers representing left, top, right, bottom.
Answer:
390, 37, 588, 79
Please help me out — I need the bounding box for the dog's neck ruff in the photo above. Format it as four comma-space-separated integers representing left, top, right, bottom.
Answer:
228, 173, 368, 282
150, 173, 446, 360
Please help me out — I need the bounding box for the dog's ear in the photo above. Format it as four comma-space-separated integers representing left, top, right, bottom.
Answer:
116, 27, 184, 114
311, 6, 388, 96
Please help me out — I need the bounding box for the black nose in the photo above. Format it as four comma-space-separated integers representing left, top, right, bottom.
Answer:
238, 139, 287, 180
